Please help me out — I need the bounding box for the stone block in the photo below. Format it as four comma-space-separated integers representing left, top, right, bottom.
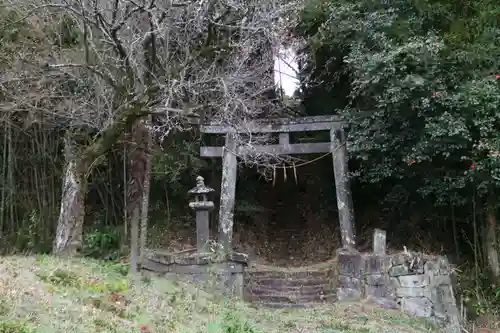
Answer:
389, 264, 411, 276
338, 275, 362, 290
432, 275, 452, 286
433, 301, 456, 320
398, 274, 430, 288
371, 297, 399, 309
442, 324, 461, 333
424, 256, 451, 275
366, 284, 390, 298
427, 314, 447, 328
365, 274, 386, 286
437, 257, 451, 274
389, 253, 408, 266
432, 285, 453, 303
337, 287, 362, 301
337, 253, 364, 278
432, 285, 458, 321
423, 260, 437, 273
396, 287, 430, 298
373, 229, 387, 254
364, 255, 390, 275
400, 297, 433, 317
389, 277, 400, 287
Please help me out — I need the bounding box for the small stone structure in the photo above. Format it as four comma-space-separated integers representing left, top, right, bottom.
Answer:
141, 176, 248, 297
337, 228, 460, 332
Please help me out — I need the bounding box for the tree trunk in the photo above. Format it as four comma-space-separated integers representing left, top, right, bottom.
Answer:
51, 102, 152, 255
129, 202, 140, 273
486, 194, 500, 278
127, 119, 149, 272
140, 116, 152, 263
53, 136, 87, 255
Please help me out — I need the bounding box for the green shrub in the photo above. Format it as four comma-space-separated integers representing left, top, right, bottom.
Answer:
82, 228, 121, 260
217, 312, 260, 333
36, 268, 80, 287
0, 300, 9, 316
458, 265, 500, 318
0, 320, 34, 333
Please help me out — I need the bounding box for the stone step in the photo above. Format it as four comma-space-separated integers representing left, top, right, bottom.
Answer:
245, 283, 334, 295
245, 277, 333, 288
248, 301, 328, 309
246, 270, 333, 280
245, 292, 337, 304
244, 274, 337, 285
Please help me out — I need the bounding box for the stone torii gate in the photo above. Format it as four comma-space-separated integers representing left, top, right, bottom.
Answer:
199, 115, 356, 252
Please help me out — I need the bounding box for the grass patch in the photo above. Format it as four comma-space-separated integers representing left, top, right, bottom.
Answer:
0, 255, 442, 333
0, 319, 35, 333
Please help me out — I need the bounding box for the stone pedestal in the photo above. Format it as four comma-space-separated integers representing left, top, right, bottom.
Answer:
142, 249, 248, 297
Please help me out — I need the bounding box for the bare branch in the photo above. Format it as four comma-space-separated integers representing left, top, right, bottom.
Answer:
3, 0, 305, 168
46, 63, 118, 89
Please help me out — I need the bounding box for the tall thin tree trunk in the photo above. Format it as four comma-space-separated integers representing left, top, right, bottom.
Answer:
53, 135, 87, 255
451, 204, 460, 261
127, 119, 149, 273
129, 202, 140, 273
486, 192, 500, 278
0, 121, 8, 240
140, 116, 152, 263
129, 10, 155, 270
121, 144, 129, 253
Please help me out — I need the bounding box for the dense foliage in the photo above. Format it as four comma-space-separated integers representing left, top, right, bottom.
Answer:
297, 0, 500, 204
294, 0, 500, 316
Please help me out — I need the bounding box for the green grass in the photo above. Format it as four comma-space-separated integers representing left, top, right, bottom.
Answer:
0, 255, 439, 333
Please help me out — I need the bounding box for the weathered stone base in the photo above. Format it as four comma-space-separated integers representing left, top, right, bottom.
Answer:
141, 249, 248, 297
143, 246, 460, 333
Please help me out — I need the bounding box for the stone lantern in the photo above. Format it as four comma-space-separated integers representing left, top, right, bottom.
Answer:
188, 176, 215, 252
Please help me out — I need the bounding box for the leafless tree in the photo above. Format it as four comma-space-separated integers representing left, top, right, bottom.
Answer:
2, 0, 303, 256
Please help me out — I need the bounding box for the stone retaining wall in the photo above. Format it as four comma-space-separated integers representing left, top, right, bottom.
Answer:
337, 249, 460, 332
142, 247, 460, 332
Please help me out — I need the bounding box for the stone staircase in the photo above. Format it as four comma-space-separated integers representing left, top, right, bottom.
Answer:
244, 263, 337, 308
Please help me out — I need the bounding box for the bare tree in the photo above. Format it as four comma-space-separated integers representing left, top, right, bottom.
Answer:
2, 0, 303, 255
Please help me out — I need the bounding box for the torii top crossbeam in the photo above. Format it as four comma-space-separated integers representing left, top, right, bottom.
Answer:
200, 115, 345, 157
200, 115, 343, 133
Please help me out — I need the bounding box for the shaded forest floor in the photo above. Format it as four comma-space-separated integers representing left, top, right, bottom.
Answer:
0, 255, 440, 333
155, 222, 343, 266
154, 219, 447, 267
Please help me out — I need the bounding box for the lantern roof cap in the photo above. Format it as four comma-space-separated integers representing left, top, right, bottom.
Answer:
188, 176, 214, 195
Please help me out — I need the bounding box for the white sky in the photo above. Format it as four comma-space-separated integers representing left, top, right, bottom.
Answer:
273, 46, 300, 97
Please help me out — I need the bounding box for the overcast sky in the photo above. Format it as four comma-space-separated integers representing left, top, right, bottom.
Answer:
273, 47, 299, 97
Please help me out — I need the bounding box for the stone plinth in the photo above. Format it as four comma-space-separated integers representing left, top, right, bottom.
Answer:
142, 249, 248, 297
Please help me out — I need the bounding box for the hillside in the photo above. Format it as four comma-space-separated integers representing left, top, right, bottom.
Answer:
0, 255, 441, 333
